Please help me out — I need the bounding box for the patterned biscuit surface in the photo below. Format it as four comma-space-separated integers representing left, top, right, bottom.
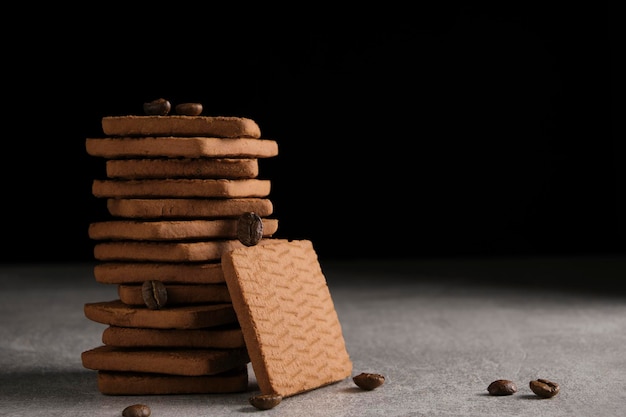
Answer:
96, 368, 249, 395
101, 115, 261, 138
221, 239, 352, 398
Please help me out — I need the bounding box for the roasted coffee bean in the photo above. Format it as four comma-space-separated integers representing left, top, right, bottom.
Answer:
237, 212, 264, 246
143, 98, 171, 115
353, 372, 385, 390
487, 379, 517, 396
175, 102, 203, 116
122, 403, 151, 417
249, 393, 282, 410
141, 280, 168, 309
529, 378, 560, 398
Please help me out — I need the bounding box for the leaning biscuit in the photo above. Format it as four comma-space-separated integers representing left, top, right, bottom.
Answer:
107, 198, 273, 219
93, 262, 226, 284
221, 239, 353, 398
86, 137, 278, 159
89, 219, 278, 241
101, 115, 261, 138
102, 325, 245, 349
105, 158, 259, 179
96, 368, 249, 395
82, 345, 250, 376
92, 178, 271, 199
84, 299, 237, 329
118, 283, 231, 305
94, 239, 248, 262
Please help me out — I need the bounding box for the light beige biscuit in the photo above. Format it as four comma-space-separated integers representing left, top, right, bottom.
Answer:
94, 239, 247, 262
93, 262, 226, 284
85, 137, 278, 159
102, 115, 261, 138
84, 299, 237, 329
107, 198, 273, 219
102, 325, 245, 349
92, 178, 271, 198
96, 368, 249, 395
118, 283, 231, 305
221, 239, 353, 398
105, 158, 259, 179
82, 345, 250, 376
89, 218, 278, 241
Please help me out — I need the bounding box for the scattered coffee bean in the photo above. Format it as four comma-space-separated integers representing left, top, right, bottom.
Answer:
237, 212, 264, 246
122, 403, 151, 417
143, 98, 171, 115
353, 372, 385, 390
529, 378, 560, 398
487, 379, 517, 396
175, 102, 203, 116
141, 280, 168, 309
249, 393, 282, 410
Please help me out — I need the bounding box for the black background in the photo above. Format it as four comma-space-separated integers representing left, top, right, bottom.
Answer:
1, 4, 619, 263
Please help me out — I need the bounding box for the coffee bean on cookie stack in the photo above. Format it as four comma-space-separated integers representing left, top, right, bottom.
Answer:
81, 99, 279, 395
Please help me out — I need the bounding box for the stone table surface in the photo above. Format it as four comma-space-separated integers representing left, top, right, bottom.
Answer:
1, 256, 625, 416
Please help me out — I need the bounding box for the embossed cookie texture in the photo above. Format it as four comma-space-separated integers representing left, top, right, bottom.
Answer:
221, 239, 353, 398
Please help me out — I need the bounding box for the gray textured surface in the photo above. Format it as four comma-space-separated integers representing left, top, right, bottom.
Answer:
0, 257, 625, 416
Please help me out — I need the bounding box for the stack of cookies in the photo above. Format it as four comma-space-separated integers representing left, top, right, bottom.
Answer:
82, 102, 280, 395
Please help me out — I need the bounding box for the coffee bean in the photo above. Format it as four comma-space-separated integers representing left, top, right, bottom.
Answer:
237, 212, 264, 246
122, 403, 151, 417
143, 98, 171, 115
249, 393, 282, 410
353, 372, 385, 390
529, 378, 560, 398
487, 379, 517, 396
175, 102, 203, 116
141, 280, 168, 309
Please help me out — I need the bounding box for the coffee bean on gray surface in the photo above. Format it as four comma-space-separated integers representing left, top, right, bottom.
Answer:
175, 102, 203, 116
249, 393, 282, 410
353, 372, 385, 390
141, 280, 168, 309
237, 212, 264, 246
122, 403, 151, 417
529, 378, 560, 398
487, 379, 517, 396
143, 98, 171, 115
